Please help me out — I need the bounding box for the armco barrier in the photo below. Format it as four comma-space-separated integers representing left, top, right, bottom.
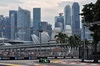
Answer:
24, 57, 31, 60
0, 57, 31, 60
0, 56, 78, 60
0, 57, 10, 60
37, 56, 78, 59
0, 57, 1, 60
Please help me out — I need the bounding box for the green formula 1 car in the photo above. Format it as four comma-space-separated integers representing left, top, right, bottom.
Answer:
39, 58, 50, 63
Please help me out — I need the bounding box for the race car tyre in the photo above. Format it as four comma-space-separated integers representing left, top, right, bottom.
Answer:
42, 60, 45, 63
48, 60, 50, 63
39, 60, 41, 63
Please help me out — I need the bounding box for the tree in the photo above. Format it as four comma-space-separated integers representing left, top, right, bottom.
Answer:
55, 32, 68, 43
67, 35, 82, 58
68, 35, 81, 49
80, 0, 100, 52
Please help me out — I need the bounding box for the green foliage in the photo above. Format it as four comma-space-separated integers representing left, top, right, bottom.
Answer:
80, 2, 95, 23
55, 32, 68, 43
68, 35, 81, 48
55, 33, 91, 49
80, 0, 100, 52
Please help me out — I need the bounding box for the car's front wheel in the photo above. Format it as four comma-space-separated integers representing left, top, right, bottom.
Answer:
47, 60, 50, 63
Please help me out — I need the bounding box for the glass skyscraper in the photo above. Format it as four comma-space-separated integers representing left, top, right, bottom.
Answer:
64, 5, 71, 26
48, 24, 52, 37
10, 11, 17, 40
0, 15, 10, 38
0, 15, 5, 37
9, 11, 17, 39
40, 22, 48, 31
5, 17, 10, 39
55, 13, 64, 30
17, 7, 31, 41
33, 8, 41, 37
72, 2, 80, 36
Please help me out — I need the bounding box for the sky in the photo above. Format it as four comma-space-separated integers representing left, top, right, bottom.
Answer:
0, 0, 97, 28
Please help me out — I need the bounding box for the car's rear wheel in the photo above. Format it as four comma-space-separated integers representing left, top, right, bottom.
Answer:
48, 60, 50, 63
42, 60, 45, 63
39, 60, 41, 63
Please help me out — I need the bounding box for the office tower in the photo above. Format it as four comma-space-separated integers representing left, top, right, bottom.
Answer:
0, 15, 5, 37
10, 11, 17, 40
0, 15, 10, 38
64, 5, 71, 26
33, 8, 41, 37
9, 11, 17, 39
72, 2, 80, 36
4, 17, 10, 38
40, 22, 52, 37
55, 22, 62, 28
40, 22, 48, 31
55, 13, 64, 30
17, 7, 31, 41
48, 24, 52, 37
2, 16, 10, 39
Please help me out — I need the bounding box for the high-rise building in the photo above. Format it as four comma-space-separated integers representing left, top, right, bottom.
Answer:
64, 5, 71, 26
17, 7, 31, 41
48, 24, 52, 37
72, 2, 80, 36
9, 10, 18, 39
4, 17, 10, 39
33, 8, 41, 37
0, 15, 5, 37
55, 13, 64, 30
40, 22, 48, 31
55, 22, 62, 28
10, 11, 17, 40
0, 16, 10, 39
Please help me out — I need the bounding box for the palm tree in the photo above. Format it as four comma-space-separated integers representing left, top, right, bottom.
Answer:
55, 32, 68, 43
68, 35, 81, 49
68, 36, 75, 49
67, 35, 82, 58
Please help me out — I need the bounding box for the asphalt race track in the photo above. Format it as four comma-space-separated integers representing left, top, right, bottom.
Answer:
0, 59, 100, 66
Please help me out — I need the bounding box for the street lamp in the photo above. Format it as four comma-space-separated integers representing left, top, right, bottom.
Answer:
82, 18, 100, 62
82, 24, 86, 62
82, 17, 86, 62
39, 22, 43, 56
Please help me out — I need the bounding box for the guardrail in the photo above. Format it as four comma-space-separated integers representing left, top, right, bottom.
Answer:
0, 56, 79, 60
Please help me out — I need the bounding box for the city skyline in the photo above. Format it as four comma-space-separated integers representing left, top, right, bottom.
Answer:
0, 0, 96, 28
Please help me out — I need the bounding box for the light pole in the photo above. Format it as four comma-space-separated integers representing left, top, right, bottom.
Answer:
39, 22, 43, 56
82, 24, 86, 62
82, 17, 86, 62
82, 19, 100, 62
